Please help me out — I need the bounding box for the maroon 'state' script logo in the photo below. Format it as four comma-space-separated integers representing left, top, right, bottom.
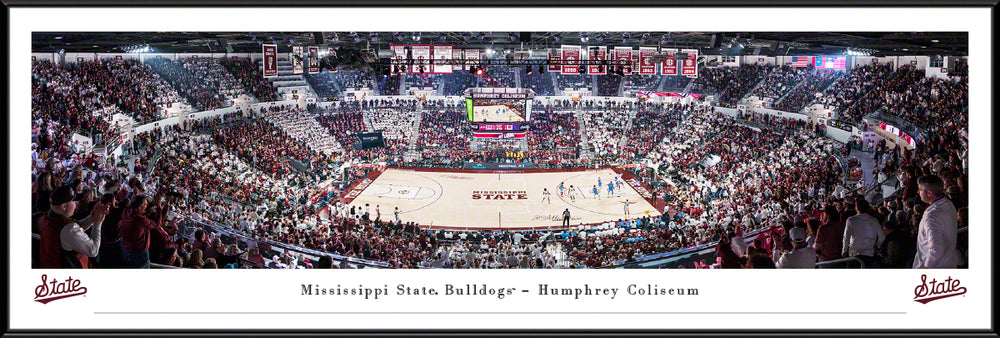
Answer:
913, 274, 966, 304
34, 274, 88, 304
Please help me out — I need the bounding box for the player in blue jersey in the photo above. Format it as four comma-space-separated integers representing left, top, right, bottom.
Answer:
592, 185, 600, 200
608, 181, 615, 198
558, 182, 565, 197
598, 176, 602, 189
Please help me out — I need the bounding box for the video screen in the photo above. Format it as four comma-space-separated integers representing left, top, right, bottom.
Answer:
472, 98, 528, 122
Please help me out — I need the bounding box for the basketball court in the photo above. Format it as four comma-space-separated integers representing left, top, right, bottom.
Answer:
339, 167, 662, 230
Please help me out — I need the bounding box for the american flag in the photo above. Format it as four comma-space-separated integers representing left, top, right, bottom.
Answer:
790, 56, 811, 68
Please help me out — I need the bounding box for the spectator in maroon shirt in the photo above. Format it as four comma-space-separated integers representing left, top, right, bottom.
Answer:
120, 194, 167, 268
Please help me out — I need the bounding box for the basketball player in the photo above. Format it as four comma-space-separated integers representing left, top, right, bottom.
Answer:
624, 199, 632, 216
558, 182, 565, 197
608, 181, 615, 198
542, 188, 551, 204
598, 176, 603, 189
394, 207, 401, 223
592, 185, 601, 200
568, 184, 576, 202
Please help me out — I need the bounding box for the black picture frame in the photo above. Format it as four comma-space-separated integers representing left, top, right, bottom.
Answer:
3, 0, 996, 337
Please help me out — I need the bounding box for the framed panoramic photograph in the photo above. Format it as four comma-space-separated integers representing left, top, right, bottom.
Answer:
4, 1, 995, 337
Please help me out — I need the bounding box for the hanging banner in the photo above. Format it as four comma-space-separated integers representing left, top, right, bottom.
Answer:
465, 49, 480, 72
432, 45, 453, 74
681, 49, 698, 78
587, 46, 607, 75
308, 46, 320, 74
452, 48, 463, 71
561, 45, 581, 74
291, 46, 304, 75
614, 47, 632, 75
639, 47, 657, 75
262, 44, 278, 78
390, 44, 407, 75
660, 49, 678, 76
410, 44, 432, 73
547, 48, 562, 73
632, 50, 641, 75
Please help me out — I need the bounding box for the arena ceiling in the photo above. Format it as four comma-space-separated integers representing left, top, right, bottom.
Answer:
32, 31, 967, 58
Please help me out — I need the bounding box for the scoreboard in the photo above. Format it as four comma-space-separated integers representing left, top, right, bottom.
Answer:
465, 89, 534, 139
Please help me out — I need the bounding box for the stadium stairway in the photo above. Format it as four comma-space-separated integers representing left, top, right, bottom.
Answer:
618, 76, 626, 96
266, 59, 319, 100
404, 109, 424, 161
575, 111, 595, 161
681, 78, 696, 94
656, 75, 667, 92
618, 109, 640, 149
549, 73, 559, 94
590, 75, 598, 95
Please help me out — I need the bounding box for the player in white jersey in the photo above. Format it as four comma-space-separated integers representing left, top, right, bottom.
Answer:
623, 199, 632, 216
542, 188, 551, 204
568, 185, 576, 202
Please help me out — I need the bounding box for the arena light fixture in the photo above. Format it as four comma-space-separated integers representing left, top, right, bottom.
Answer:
526, 66, 533, 75
412, 33, 421, 41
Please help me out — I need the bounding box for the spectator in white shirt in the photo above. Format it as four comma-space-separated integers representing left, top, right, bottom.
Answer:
842, 198, 885, 267
774, 227, 817, 268
913, 175, 961, 268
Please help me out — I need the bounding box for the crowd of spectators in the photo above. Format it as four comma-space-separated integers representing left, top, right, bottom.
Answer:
213, 119, 320, 177
335, 70, 374, 90
556, 73, 590, 92
440, 71, 478, 96
263, 109, 342, 155
581, 110, 630, 158
405, 73, 440, 90
596, 75, 622, 96
523, 72, 555, 96
178, 57, 246, 101
690, 65, 771, 106
29, 57, 969, 270
378, 74, 401, 96
773, 68, 842, 112
813, 63, 893, 118
146, 57, 226, 111
750, 66, 809, 103
98, 59, 184, 124
621, 75, 661, 92
661, 76, 693, 92
304, 71, 341, 100
366, 108, 418, 157
526, 112, 580, 165
32, 60, 116, 147
418, 110, 471, 164
220, 58, 279, 102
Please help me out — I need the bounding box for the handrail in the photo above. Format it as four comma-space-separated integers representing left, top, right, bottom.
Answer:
815, 256, 865, 268
146, 262, 182, 269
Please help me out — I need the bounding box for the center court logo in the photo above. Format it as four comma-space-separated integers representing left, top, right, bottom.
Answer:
34, 274, 88, 304
472, 190, 527, 200
913, 274, 966, 304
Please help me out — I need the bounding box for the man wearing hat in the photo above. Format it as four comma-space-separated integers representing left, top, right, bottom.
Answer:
37, 185, 110, 268
773, 227, 817, 269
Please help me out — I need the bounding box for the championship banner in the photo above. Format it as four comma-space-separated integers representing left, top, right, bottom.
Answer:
262, 44, 277, 78
587, 46, 607, 75
291, 46, 304, 75
614, 47, 632, 75
452, 48, 463, 71
639, 47, 657, 75
432, 45, 453, 74
308, 46, 319, 74
391, 44, 407, 75
561, 45, 581, 74
681, 49, 698, 78
547, 48, 562, 72
660, 49, 678, 76
411, 44, 431, 73
465, 49, 480, 72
